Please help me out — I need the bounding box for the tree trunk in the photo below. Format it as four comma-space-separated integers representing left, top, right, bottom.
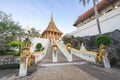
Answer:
93, 0, 102, 35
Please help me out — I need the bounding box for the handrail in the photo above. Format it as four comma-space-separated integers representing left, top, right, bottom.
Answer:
54, 41, 72, 61
71, 48, 97, 63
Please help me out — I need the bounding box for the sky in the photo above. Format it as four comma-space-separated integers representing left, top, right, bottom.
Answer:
0, 0, 100, 35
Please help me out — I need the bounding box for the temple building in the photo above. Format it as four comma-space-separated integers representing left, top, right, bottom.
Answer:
41, 14, 63, 40
69, 0, 120, 37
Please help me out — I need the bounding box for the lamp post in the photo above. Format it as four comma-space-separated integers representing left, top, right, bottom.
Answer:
66, 43, 72, 54
66, 43, 72, 61
52, 44, 57, 62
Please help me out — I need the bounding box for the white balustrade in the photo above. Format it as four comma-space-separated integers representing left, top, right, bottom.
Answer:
71, 49, 97, 63
52, 50, 57, 62
19, 58, 28, 77
34, 39, 49, 63
55, 40, 97, 63
55, 41, 72, 62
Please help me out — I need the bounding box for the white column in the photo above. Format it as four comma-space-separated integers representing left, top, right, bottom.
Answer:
52, 50, 57, 62
68, 50, 72, 62
19, 58, 28, 77
103, 53, 111, 68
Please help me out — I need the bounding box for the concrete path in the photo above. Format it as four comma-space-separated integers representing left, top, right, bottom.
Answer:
31, 65, 98, 80
0, 69, 18, 80
25, 62, 120, 80
76, 63, 120, 80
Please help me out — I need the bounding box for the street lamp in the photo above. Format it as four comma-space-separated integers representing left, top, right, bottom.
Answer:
52, 43, 58, 62
66, 43, 72, 54
52, 44, 57, 56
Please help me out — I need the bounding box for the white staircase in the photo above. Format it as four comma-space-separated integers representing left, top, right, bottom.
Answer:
55, 41, 72, 62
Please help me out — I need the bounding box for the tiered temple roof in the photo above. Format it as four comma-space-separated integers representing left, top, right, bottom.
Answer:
41, 14, 63, 39
43, 15, 62, 33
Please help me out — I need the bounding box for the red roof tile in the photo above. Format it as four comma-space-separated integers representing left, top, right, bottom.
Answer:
74, 0, 108, 26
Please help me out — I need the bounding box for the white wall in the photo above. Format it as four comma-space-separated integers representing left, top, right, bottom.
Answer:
30, 38, 49, 52
69, 7, 120, 37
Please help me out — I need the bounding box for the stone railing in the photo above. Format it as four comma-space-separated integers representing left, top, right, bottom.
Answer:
71, 48, 97, 63
55, 41, 97, 63
0, 56, 19, 65
55, 41, 72, 61
33, 39, 49, 63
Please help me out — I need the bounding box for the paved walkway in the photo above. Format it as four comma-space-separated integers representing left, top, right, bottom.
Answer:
31, 65, 98, 80
2, 62, 120, 80
0, 69, 18, 80
18, 62, 119, 80
76, 63, 120, 80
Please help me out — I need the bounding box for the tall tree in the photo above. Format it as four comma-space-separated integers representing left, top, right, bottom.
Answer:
80, 0, 102, 35
0, 10, 23, 51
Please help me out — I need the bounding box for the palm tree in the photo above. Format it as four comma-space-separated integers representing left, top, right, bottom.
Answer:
80, 0, 102, 35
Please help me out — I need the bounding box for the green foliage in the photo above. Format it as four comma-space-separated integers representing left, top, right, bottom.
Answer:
62, 35, 83, 49
13, 51, 20, 56
36, 43, 42, 51
0, 10, 24, 51
0, 50, 20, 56
0, 11, 22, 34
35, 43, 44, 52
7, 40, 24, 48
23, 38, 31, 45
62, 35, 75, 44
0, 50, 13, 56
95, 35, 111, 46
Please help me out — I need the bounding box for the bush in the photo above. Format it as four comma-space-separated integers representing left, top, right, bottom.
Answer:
0, 50, 14, 56
0, 50, 20, 56
23, 38, 31, 45
35, 43, 44, 52
95, 35, 111, 46
13, 51, 20, 56
7, 40, 24, 49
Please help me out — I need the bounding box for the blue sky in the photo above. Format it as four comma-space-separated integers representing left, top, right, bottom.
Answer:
0, 0, 100, 34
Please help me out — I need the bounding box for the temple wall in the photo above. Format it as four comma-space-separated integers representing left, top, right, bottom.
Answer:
69, 7, 120, 37
30, 38, 49, 52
